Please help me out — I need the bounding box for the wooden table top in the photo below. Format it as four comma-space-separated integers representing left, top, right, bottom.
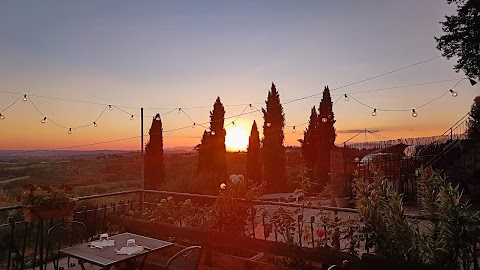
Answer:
60, 232, 173, 268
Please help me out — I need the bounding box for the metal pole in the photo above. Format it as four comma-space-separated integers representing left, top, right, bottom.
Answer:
141, 108, 145, 210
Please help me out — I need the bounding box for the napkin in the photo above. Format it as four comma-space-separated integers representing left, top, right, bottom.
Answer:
116, 246, 144, 255
89, 239, 115, 248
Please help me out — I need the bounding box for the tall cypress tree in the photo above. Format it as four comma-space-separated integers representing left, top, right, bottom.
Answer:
144, 113, 165, 190
315, 86, 336, 188
467, 96, 480, 139
197, 97, 226, 179
301, 106, 318, 180
247, 120, 262, 182
262, 82, 287, 192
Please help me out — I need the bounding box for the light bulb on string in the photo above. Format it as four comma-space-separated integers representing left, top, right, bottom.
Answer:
41, 117, 46, 123
412, 109, 418, 117
108, 105, 113, 111
449, 89, 458, 97
178, 108, 182, 114
249, 104, 253, 110
266, 122, 272, 127
372, 109, 377, 117
23, 94, 27, 101
292, 126, 296, 133
93, 122, 98, 127
192, 123, 196, 128
321, 117, 327, 123
232, 121, 235, 126
130, 115, 134, 120
0, 113, 4, 120
211, 130, 216, 135
68, 128, 72, 134
344, 94, 349, 101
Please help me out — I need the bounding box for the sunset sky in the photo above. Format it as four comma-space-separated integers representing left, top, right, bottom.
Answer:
0, 1, 478, 151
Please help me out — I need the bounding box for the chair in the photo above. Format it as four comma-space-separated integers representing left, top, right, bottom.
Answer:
165, 246, 203, 270
46, 221, 89, 270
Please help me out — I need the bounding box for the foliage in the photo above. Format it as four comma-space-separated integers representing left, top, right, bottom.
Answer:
144, 113, 165, 189
246, 120, 262, 182
212, 175, 263, 236
467, 96, 480, 139
435, 0, 480, 80
315, 86, 336, 188
18, 183, 73, 208
133, 174, 262, 236
198, 97, 227, 182
300, 106, 318, 179
354, 167, 480, 268
262, 82, 287, 192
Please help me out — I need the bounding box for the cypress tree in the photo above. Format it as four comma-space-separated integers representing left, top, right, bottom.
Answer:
262, 82, 287, 192
315, 86, 336, 188
247, 120, 262, 182
144, 113, 165, 190
467, 96, 480, 139
301, 106, 318, 180
197, 97, 226, 179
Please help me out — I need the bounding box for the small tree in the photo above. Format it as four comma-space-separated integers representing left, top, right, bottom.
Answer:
247, 120, 262, 182
315, 86, 336, 188
435, 0, 480, 80
262, 82, 287, 192
144, 113, 165, 190
301, 106, 318, 180
467, 96, 480, 139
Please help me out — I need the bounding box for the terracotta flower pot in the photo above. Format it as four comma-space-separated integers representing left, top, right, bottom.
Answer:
334, 197, 350, 208
23, 200, 77, 222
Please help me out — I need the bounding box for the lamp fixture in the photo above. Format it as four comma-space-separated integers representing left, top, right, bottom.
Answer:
0, 113, 4, 120
412, 109, 418, 117
23, 94, 27, 101
372, 108, 377, 116
344, 94, 349, 101
108, 105, 113, 111
68, 128, 72, 134
130, 115, 134, 120
449, 89, 458, 97
292, 126, 296, 133
93, 122, 97, 127
41, 117, 46, 123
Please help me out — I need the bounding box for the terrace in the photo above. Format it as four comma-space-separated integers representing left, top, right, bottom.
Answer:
2, 181, 479, 270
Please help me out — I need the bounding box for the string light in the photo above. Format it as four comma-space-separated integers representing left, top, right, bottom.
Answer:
449, 89, 458, 97
412, 109, 418, 117
292, 126, 296, 133
178, 108, 182, 114
344, 94, 349, 101
130, 115, 134, 120
211, 130, 216, 135
108, 105, 113, 111
192, 122, 196, 128
0, 113, 4, 120
41, 117, 46, 123
22, 94, 27, 101
321, 118, 327, 123
232, 121, 235, 126
93, 122, 98, 127
372, 108, 377, 116
68, 128, 72, 134
249, 104, 253, 110
266, 122, 272, 127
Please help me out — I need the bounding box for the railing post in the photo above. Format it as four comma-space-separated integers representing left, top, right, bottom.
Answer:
7, 217, 15, 270
310, 216, 315, 248
297, 215, 303, 247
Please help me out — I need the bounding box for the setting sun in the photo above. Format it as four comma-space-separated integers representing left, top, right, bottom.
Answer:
225, 125, 249, 152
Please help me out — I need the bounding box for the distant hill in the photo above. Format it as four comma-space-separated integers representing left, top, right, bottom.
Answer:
0, 147, 195, 158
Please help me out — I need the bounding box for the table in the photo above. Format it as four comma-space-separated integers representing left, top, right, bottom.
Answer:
60, 232, 173, 270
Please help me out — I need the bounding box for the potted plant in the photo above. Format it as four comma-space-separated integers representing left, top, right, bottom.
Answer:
331, 174, 350, 208
19, 184, 77, 222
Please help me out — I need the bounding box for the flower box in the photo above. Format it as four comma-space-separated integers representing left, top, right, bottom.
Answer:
23, 199, 77, 222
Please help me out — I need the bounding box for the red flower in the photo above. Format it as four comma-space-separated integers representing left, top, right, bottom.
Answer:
316, 230, 325, 238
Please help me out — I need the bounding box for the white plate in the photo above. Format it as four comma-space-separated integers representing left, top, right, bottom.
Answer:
89, 239, 115, 247
116, 246, 144, 255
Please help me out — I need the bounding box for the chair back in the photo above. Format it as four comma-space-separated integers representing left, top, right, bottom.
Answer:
165, 246, 203, 270
46, 221, 88, 270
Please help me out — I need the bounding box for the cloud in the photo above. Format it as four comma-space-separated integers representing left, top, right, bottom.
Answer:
337, 129, 380, 134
